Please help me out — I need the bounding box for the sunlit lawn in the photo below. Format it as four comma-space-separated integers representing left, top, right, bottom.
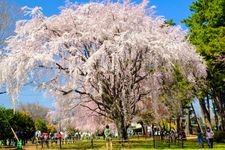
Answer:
2, 137, 225, 149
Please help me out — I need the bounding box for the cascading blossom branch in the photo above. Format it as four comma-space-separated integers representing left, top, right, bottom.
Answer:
0, 0, 206, 139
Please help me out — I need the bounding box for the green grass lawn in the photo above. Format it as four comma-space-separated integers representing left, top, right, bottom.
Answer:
29, 137, 225, 150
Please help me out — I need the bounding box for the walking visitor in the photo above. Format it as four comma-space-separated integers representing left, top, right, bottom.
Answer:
197, 128, 204, 148
206, 127, 214, 148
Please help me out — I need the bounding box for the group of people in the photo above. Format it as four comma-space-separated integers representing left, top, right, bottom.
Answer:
197, 127, 214, 148
30, 125, 216, 149
34, 131, 63, 148
104, 125, 215, 149
35, 131, 62, 141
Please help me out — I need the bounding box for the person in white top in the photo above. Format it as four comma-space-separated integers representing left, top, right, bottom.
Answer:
206, 127, 214, 148
104, 125, 112, 150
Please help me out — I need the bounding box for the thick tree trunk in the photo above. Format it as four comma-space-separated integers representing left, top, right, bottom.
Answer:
199, 98, 212, 129
217, 96, 225, 131
212, 89, 225, 131
115, 118, 128, 140
211, 97, 219, 130
221, 115, 225, 131
217, 95, 225, 131
176, 115, 182, 132
184, 108, 190, 136
139, 121, 146, 135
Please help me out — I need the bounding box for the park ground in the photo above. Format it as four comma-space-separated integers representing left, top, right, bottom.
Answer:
1, 136, 225, 150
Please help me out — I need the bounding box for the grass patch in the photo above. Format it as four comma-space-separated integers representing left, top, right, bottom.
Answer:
4, 137, 225, 149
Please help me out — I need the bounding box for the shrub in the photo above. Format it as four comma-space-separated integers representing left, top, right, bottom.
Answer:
214, 131, 225, 142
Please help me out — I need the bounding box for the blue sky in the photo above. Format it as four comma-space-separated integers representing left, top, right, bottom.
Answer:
11, 0, 195, 25
1, 0, 195, 109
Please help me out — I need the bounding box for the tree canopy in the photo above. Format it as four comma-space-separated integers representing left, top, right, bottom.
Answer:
17, 103, 49, 120
0, 0, 21, 47
184, 0, 225, 131
0, 0, 21, 95
0, 1, 206, 139
0, 106, 35, 141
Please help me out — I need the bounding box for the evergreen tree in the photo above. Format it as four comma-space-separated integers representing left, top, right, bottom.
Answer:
184, 0, 225, 131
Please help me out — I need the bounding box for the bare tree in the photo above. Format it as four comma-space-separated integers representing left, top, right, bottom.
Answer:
0, 0, 21, 47
17, 102, 49, 120
0, 0, 21, 95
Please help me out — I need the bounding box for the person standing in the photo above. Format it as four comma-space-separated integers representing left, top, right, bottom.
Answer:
197, 128, 204, 148
206, 127, 214, 148
57, 132, 62, 149
104, 125, 112, 150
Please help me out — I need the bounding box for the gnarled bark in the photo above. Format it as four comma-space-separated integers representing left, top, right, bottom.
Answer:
115, 117, 128, 140
199, 98, 212, 129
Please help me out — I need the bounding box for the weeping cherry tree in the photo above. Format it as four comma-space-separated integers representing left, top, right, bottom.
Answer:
0, 1, 206, 139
